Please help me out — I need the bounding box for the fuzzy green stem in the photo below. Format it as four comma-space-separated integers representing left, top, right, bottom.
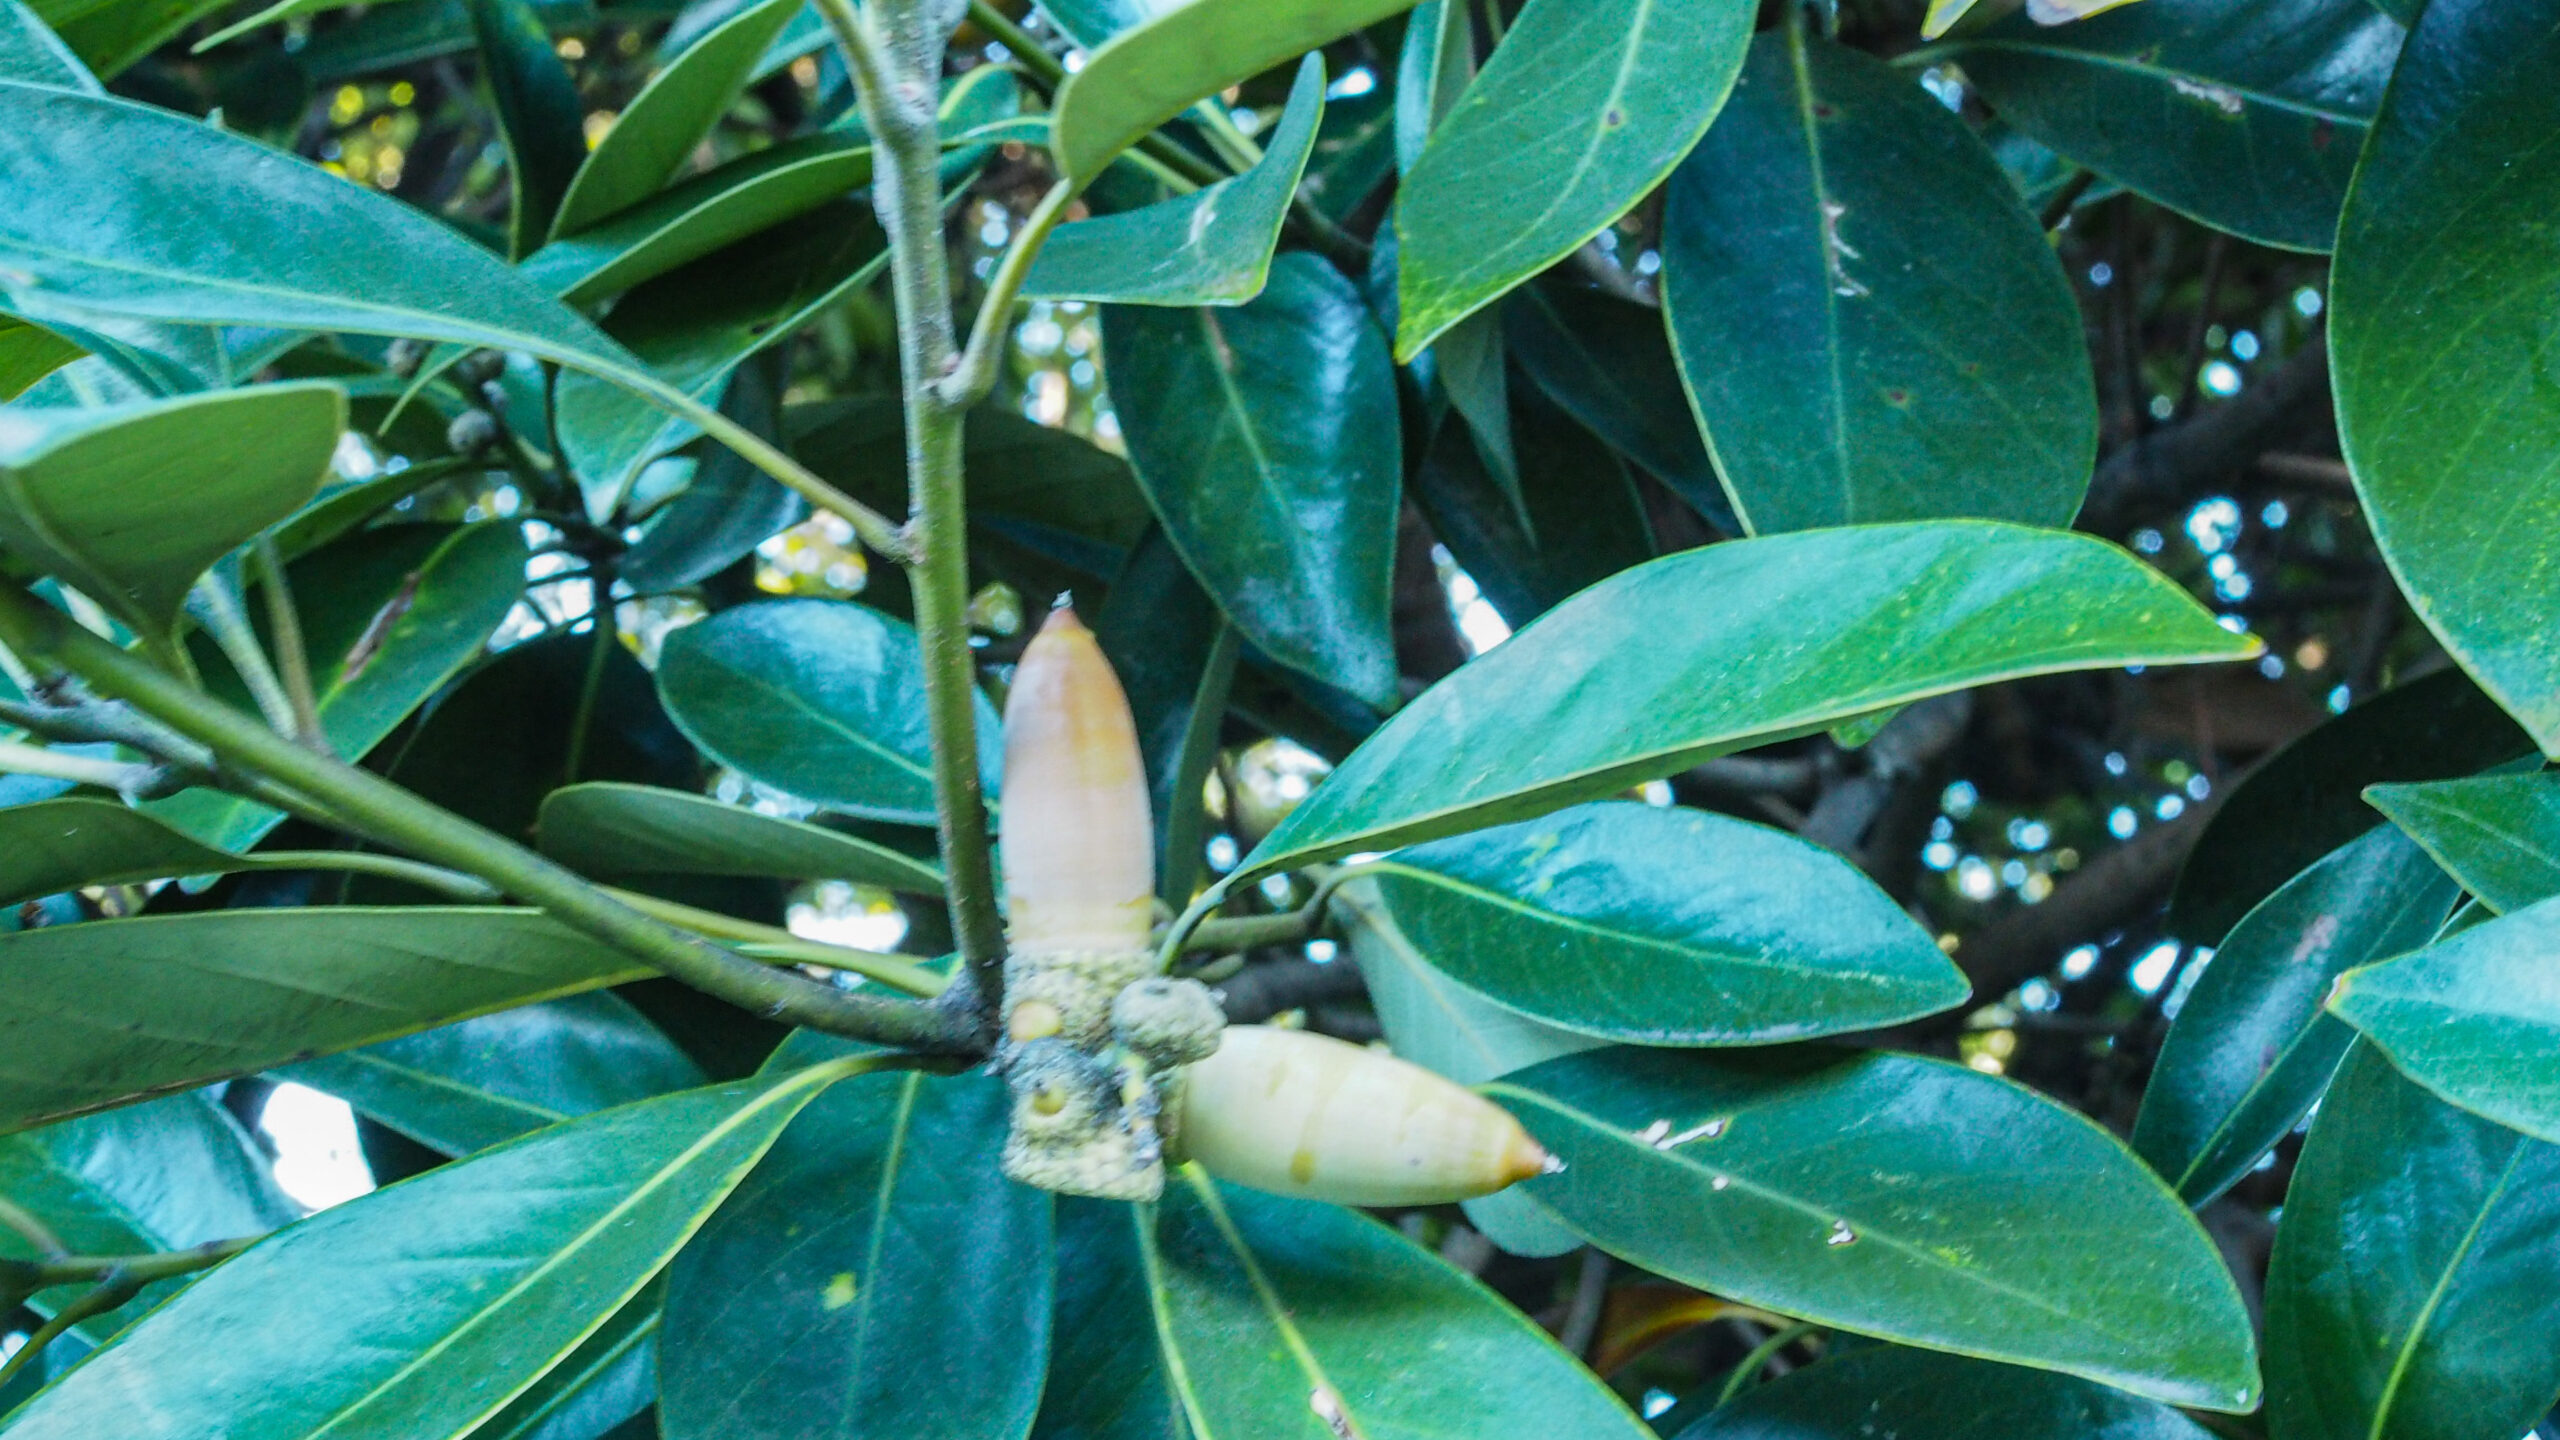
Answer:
0, 582, 974, 1052
0, 737, 160, 791
190, 571, 297, 736
252, 536, 328, 750
941, 178, 1078, 408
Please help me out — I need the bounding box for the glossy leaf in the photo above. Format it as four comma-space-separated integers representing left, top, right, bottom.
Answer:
0, 383, 341, 639
283, 992, 709, 1156
614, 351, 800, 590
1362, 802, 1970, 1043
1504, 281, 1734, 533
539, 782, 945, 894
2319, 0, 2560, 754
1393, 0, 1753, 359
1956, 0, 2400, 251
1031, 1197, 1184, 1440
469, 1282, 662, 1440
2131, 823, 2456, 1205
1102, 252, 1402, 708
1406, 384, 1653, 628
2169, 667, 2532, 942
151, 520, 530, 850
0, 84, 642, 382
1142, 1169, 1652, 1439
1662, 28, 2094, 534
1025, 55, 1323, 307
0, 0, 95, 91
1046, 0, 1411, 184
0, 1094, 296, 1340
467, 0, 585, 256
0, 798, 244, 908
1234, 521, 2256, 885
551, 0, 799, 238
2262, 1042, 2560, 1440
1674, 1344, 2219, 1439
1489, 1046, 2258, 1410
2366, 772, 2560, 913
660, 1061, 1051, 1440
2329, 890, 2560, 1143
0, 1064, 859, 1440
0, 907, 650, 1135
654, 598, 1000, 825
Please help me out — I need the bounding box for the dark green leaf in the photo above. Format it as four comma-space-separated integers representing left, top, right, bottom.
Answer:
654, 597, 1000, 825
0, 383, 342, 640
1234, 522, 2255, 886
1672, 1344, 2219, 1439
1392, 0, 1468, 174
1488, 1047, 2259, 1410
1300, 82, 1391, 223
1362, 802, 1970, 1043
1393, 0, 1754, 358
539, 781, 945, 894
2169, 667, 2532, 942
616, 350, 802, 591
467, 0, 586, 256
2262, 1042, 2560, 1440
0, 0, 95, 91
2132, 823, 2456, 1205
0, 798, 244, 909
1504, 281, 1736, 533
0, 319, 83, 400
1662, 28, 2094, 534
2330, 890, 2560, 1143
1406, 383, 1654, 626
1103, 252, 1402, 708
0, 1094, 296, 1341
41, 0, 225, 77
1045, 0, 1412, 184
1957, 0, 2400, 251
552, 0, 800, 238
1094, 524, 1239, 901
0, 907, 649, 1135
281, 991, 709, 1156
0, 1064, 859, 1440
469, 1281, 662, 1440
2328, 0, 2560, 757
660, 1064, 1051, 1440
1031, 1197, 1184, 1440
1142, 1169, 1651, 1439
2366, 772, 2560, 913
1026, 55, 1324, 307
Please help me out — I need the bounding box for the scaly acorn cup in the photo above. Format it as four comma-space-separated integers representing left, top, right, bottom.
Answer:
1177, 1025, 1554, 1207
997, 602, 1172, 1200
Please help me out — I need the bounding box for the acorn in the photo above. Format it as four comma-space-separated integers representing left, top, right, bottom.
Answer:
999, 602, 1157, 1048
1176, 1025, 1553, 1207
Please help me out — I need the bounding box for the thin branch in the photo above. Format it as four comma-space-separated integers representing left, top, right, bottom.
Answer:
0, 737, 166, 793
939, 178, 1077, 409
189, 571, 298, 737
253, 536, 329, 751
2038, 169, 2097, 232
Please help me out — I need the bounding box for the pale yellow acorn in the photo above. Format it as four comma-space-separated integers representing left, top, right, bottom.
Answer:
1177, 1025, 1553, 1207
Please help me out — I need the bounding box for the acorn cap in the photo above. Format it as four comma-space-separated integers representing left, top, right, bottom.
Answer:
1000, 604, 1156, 953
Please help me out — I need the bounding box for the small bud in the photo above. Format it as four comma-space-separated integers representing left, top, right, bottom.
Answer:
1177, 1026, 1551, 1208
1000, 604, 1155, 956
1111, 977, 1224, 1068
445, 410, 499, 456
1008, 998, 1064, 1043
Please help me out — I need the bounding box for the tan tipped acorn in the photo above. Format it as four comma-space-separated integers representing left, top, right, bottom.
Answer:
1177, 1025, 1552, 1207
1000, 603, 1156, 955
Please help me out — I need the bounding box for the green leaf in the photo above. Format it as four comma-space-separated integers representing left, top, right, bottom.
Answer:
2168, 667, 2532, 943
2366, 772, 2560, 914
1488, 1046, 2259, 1411
0, 0, 95, 91
40, 0, 226, 77
1025, 55, 1324, 307
1680, 1345, 2218, 1438
281, 991, 709, 1156
2262, 1042, 2560, 1440
1503, 281, 1735, 534
468, 1281, 662, 1440
1408, 384, 1654, 628
1392, 0, 1752, 359
1233, 521, 2256, 886
551, 0, 799, 238
539, 782, 945, 894
0, 1094, 297, 1341
1392, 0, 1469, 174
2332, 0, 2560, 759
0, 383, 342, 640
1047, 0, 1413, 184
1102, 252, 1402, 709
151, 520, 531, 850
1032, 1197, 1184, 1440
0, 84, 649, 387
1361, 801, 1970, 1043
1429, 310, 1523, 524
2329, 890, 2560, 1143
468, 0, 585, 257
654, 597, 1000, 826
0, 319, 82, 400
0, 798, 245, 908
2131, 823, 2456, 1205
1142, 1169, 1651, 1440
0, 1064, 859, 1440
0, 907, 650, 1136
1955, 0, 2400, 252
615, 357, 804, 591
1093, 524, 1241, 901
659, 1063, 1052, 1440
1662, 28, 2095, 535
